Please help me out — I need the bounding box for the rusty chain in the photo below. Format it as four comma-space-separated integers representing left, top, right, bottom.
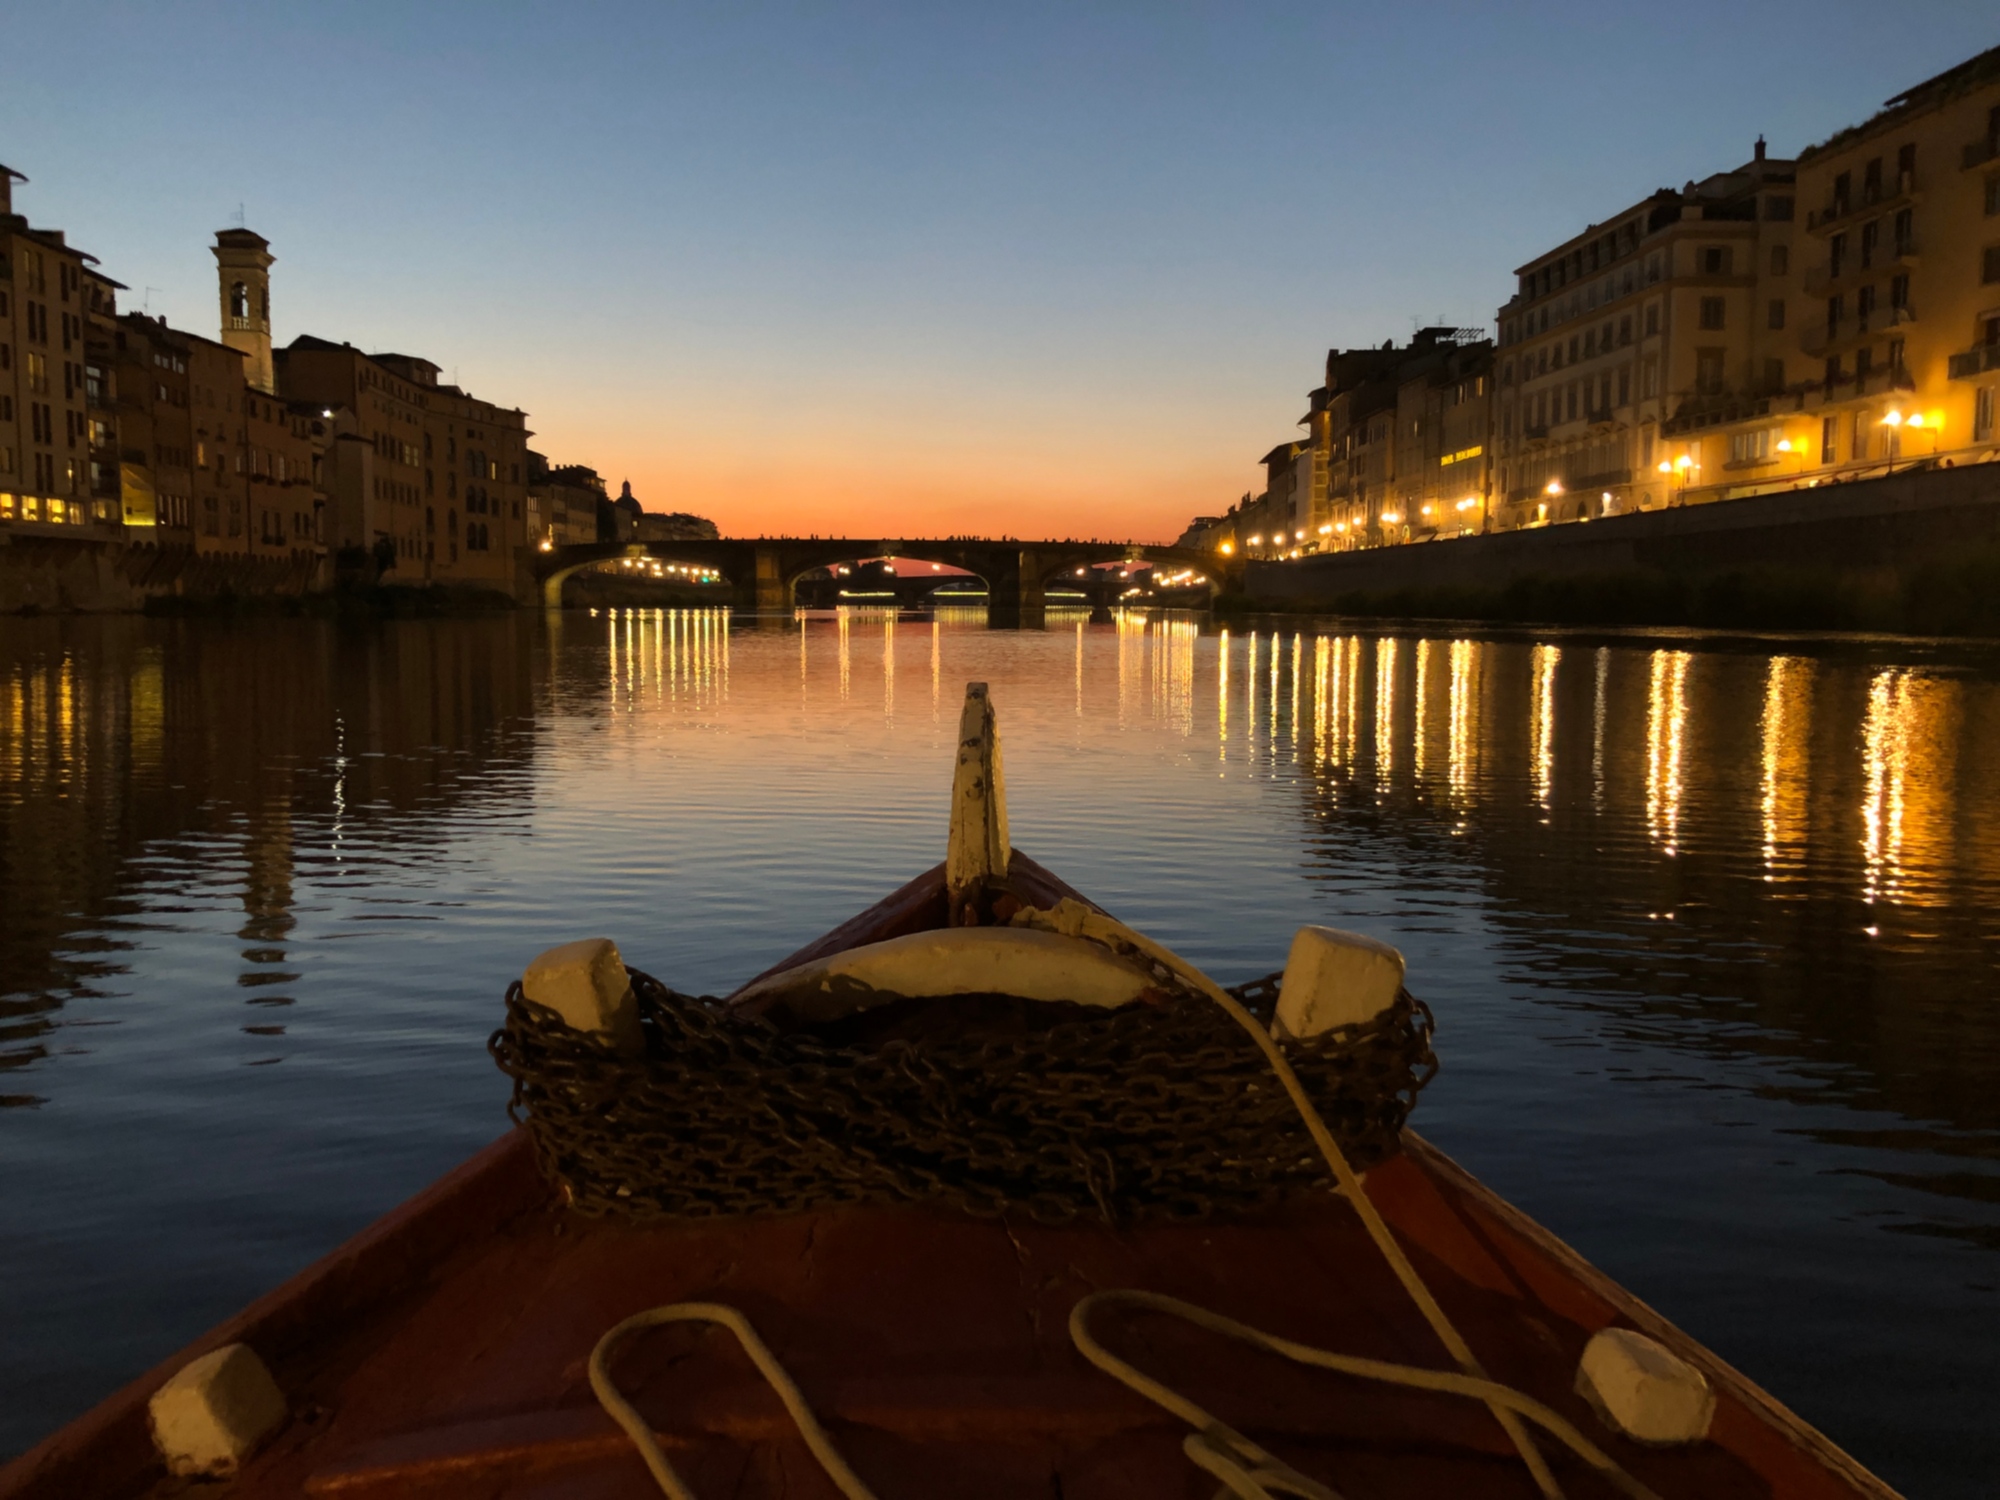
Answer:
489, 963, 1436, 1226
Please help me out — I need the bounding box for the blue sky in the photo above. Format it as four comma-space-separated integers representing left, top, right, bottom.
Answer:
5, 3, 1993, 537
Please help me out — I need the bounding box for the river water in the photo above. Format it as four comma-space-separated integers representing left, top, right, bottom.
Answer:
1, 607, 1996, 1494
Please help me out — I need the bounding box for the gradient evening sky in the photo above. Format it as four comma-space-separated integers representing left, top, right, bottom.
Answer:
4, 4, 1993, 540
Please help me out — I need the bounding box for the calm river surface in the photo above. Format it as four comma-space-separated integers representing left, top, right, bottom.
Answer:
3, 608, 1998, 1493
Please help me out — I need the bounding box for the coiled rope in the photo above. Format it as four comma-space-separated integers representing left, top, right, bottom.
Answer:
589, 898, 1659, 1500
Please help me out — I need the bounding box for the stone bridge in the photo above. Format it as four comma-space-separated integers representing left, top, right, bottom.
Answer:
529, 538, 1236, 625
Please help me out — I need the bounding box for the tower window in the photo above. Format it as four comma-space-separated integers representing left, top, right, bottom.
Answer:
231, 282, 249, 320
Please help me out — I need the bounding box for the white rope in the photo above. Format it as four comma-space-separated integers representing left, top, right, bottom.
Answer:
588, 1302, 881, 1500
1070, 1288, 1661, 1500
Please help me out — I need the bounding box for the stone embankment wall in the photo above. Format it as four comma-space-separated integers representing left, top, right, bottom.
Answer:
1245, 465, 2000, 631
0, 538, 323, 613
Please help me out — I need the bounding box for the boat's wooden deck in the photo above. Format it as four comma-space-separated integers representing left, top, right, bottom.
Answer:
110, 1144, 1834, 1500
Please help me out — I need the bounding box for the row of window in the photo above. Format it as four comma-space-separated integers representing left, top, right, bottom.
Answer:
0, 492, 94, 523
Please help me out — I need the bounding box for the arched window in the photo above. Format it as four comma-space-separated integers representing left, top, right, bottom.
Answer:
230, 282, 249, 320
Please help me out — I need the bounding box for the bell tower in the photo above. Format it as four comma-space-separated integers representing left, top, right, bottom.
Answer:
212, 228, 275, 393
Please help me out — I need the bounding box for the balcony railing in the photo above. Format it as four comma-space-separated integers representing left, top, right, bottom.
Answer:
1949, 344, 2000, 380
1802, 242, 1919, 296
1808, 170, 1919, 233
1964, 138, 2000, 171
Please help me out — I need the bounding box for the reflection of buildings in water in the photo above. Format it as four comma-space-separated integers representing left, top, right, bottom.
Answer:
0, 620, 544, 1098
1279, 631, 2000, 1176
938, 619, 946, 722
1646, 650, 1691, 855
1760, 657, 1813, 881
1272, 636, 2000, 1176
1530, 644, 1560, 810
1861, 669, 1960, 908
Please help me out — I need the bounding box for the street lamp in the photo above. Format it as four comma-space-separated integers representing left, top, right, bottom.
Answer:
1880, 409, 1905, 467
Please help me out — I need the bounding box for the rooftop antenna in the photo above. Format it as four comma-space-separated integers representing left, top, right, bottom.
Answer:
235, 202, 246, 228
141, 286, 162, 314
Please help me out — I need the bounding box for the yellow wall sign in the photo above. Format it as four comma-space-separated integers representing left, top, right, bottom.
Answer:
1439, 445, 1485, 468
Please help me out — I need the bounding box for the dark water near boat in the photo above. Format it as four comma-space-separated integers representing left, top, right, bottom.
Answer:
2, 607, 1997, 1494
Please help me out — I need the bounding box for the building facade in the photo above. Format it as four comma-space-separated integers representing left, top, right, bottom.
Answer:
374, 354, 531, 586
1, 165, 121, 533
277, 335, 430, 572
1491, 143, 1798, 528
1688, 47, 2000, 492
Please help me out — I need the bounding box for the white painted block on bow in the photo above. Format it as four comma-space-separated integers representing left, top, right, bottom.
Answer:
147, 1343, 287, 1477
523, 937, 641, 1054
1576, 1327, 1715, 1445
1272, 926, 1405, 1041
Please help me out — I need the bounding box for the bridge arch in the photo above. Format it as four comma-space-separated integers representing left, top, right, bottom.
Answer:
531, 538, 1240, 620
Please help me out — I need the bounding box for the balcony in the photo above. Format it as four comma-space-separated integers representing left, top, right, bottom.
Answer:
1802, 243, 1918, 296
1807, 171, 1919, 235
1949, 344, 2000, 380
1964, 137, 2000, 171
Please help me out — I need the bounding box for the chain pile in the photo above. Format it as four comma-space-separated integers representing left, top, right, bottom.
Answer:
490, 964, 1436, 1226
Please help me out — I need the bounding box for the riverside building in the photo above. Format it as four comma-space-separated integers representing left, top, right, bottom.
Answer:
0, 164, 123, 533
1491, 142, 1799, 529
1686, 46, 2000, 491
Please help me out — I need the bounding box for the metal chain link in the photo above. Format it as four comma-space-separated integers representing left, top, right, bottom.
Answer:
489, 964, 1436, 1226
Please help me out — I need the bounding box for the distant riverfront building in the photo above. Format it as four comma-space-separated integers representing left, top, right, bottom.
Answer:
1492, 141, 1798, 529
0, 165, 122, 533
1684, 46, 2000, 494
1185, 41, 2000, 556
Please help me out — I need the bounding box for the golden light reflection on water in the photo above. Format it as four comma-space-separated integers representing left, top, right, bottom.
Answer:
1412, 639, 1432, 783
1448, 638, 1477, 800
1761, 657, 1813, 879
1217, 628, 1229, 758
882, 612, 895, 720
1646, 650, 1690, 855
837, 609, 852, 700
1374, 636, 1398, 781
1152, 617, 1198, 736
1531, 643, 1559, 809
606, 608, 732, 713
1860, 669, 1960, 907
1591, 647, 1608, 811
